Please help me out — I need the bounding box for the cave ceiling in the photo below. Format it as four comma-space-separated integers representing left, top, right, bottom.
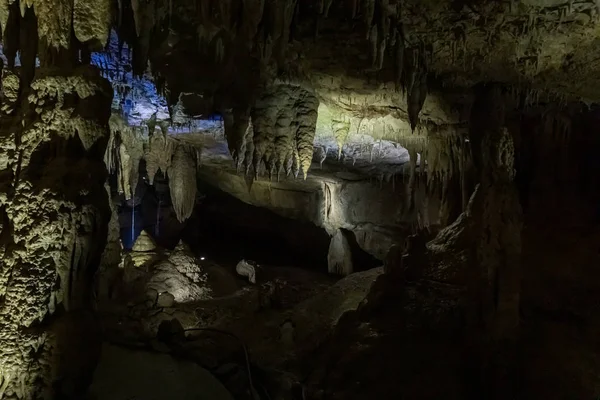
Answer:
103, 0, 596, 182
1, 0, 596, 184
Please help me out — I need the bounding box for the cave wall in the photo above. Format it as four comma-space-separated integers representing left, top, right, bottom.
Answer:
0, 68, 113, 398
0, 2, 114, 398
197, 163, 441, 260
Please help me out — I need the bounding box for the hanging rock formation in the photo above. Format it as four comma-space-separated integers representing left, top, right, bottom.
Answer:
224, 84, 319, 180
327, 229, 354, 276
168, 143, 200, 222
104, 116, 200, 223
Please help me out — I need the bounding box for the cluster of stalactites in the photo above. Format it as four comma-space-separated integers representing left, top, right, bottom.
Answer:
352, 0, 429, 130
540, 109, 571, 145
0, 0, 111, 56
399, 124, 472, 225
104, 114, 200, 222
123, 0, 296, 75
194, 0, 296, 65
105, 114, 144, 201
223, 84, 319, 181
419, 131, 467, 188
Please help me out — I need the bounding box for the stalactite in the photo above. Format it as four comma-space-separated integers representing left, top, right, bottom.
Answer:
404, 45, 428, 131
408, 68, 428, 131
73, 0, 111, 48
244, 122, 255, 176
223, 108, 251, 170
146, 112, 157, 136
108, 116, 143, 200
295, 91, 319, 179
404, 46, 418, 96
291, 139, 300, 178
168, 144, 198, 223
364, 0, 376, 37
243, 85, 318, 180
251, 94, 277, 178
351, 0, 359, 18
394, 29, 404, 91
131, 0, 142, 37
145, 134, 175, 185
332, 119, 351, 158
274, 105, 295, 179
369, 24, 378, 68
33, 0, 73, 49
0, 0, 9, 38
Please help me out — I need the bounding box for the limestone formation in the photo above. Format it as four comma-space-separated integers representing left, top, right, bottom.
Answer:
0, 0, 599, 399
0, 67, 112, 398
105, 118, 200, 223
327, 229, 354, 276
235, 259, 257, 284
168, 144, 199, 223
145, 134, 175, 185
145, 241, 211, 304
224, 85, 320, 181
132, 230, 157, 252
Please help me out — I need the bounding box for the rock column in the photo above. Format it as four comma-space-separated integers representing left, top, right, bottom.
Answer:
469, 84, 522, 399
0, 3, 113, 397
0, 66, 112, 399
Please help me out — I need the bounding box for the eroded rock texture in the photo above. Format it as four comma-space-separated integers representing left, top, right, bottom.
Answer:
0, 68, 112, 399
0, 1, 113, 398
104, 115, 201, 222
302, 84, 523, 399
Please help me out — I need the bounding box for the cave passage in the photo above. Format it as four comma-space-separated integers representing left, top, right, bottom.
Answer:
3, 1, 600, 399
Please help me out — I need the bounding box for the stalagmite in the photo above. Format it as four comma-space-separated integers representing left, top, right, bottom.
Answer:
469, 84, 522, 398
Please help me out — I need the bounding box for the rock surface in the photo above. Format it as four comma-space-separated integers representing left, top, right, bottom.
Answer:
146, 242, 212, 304
89, 343, 234, 400
131, 230, 157, 252
327, 229, 354, 276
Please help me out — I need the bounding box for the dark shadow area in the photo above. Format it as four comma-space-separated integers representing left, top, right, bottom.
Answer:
340, 228, 382, 271
182, 181, 331, 270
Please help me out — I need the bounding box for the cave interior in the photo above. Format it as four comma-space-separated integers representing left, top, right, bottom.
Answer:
0, 0, 600, 399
